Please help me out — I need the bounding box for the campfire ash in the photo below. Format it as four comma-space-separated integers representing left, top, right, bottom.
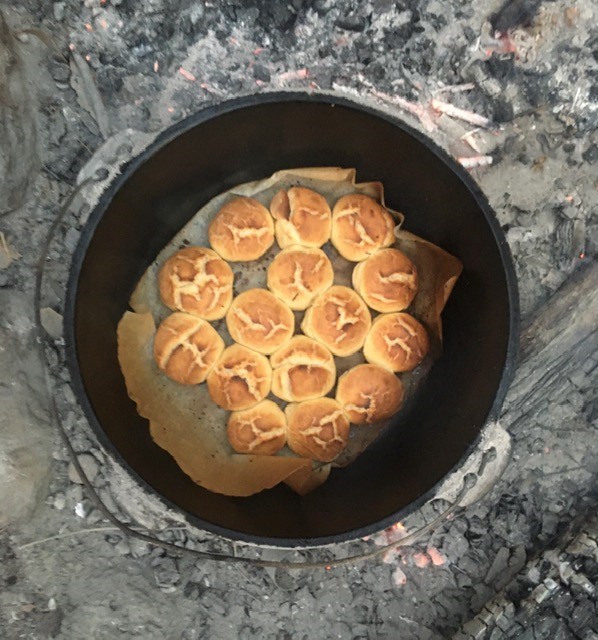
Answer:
0, 0, 596, 637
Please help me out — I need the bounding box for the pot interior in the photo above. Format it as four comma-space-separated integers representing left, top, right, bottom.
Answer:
68, 95, 516, 545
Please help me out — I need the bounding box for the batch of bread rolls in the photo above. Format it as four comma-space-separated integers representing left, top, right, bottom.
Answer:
152, 187, 429, 465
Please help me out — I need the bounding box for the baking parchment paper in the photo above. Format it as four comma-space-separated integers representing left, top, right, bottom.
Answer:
118, 168, 462, 496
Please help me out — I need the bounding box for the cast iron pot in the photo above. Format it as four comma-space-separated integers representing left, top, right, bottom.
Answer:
66, 92, 519, 547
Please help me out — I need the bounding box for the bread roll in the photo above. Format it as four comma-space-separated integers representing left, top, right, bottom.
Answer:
158, 246, 234, 320
226, 289, 295, 355
285, 398, 350, 462
207, 343, 272, 410
227, 400, 287, 455
267, 245, 334, 310
331, 194, 395, 261
336, 364, 404, 424
352, 248, 418, 313
270, 335, 336, 402
153, 312, 225, 385
363, 312, 429, 372
208, 196, 274, 261
301, 285, 372, 357
270, 187, 332, 248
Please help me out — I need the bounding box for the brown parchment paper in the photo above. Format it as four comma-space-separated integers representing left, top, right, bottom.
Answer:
117, 167, 462, 497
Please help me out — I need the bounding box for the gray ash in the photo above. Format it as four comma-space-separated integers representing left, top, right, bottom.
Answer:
0, 0, 597, 637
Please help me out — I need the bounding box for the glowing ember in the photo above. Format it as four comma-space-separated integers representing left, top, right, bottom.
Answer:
392, 566, 407, 586
427, 546, 446, 566
413, 552, 431, 568
178, 67, 196, 82
278, 68, 309, 83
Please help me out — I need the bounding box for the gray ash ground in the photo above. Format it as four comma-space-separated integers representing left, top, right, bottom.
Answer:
1, 0, 597, 638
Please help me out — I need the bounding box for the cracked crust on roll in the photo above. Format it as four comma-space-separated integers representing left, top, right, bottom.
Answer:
227, 400, 287, 455
331, 193, 395, 262
267, 245, 334, 310
270, 335, 336, 402
336, 363, 404, 425
285, 398, 350, 462
207, 343, 272, 410
363, 312, 429, 373
352, 248, 418, 313
208, 196, 274, 261
153, 312, 225, 385
157, 246, 234, 320
270, 187, 332, 249
301, 285, 372, 357
226, 289, 295, 355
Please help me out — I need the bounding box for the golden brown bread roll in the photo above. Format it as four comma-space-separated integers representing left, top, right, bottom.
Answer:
363, 312, 429, 372
270, 187, 332, 248
331, 194, 395, 261
227, 400, 287, 455
266, 245, 334, 311
285, 398, 350, 462
352, 248, 418, 313
270, 335, 336, 402
207, 343, 272, 410
208, 196, 274, 261
226, 289, 295, 355
336, 364, 404, 425
153, 312, 225, 385
301, 285, 372, 357
158, 246, 234, 320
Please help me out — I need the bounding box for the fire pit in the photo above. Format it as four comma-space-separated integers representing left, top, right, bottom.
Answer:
64, 92, 518, 546
2, 0, 597, 635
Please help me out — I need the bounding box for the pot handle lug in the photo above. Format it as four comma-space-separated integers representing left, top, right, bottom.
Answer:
435, 420, 512, 508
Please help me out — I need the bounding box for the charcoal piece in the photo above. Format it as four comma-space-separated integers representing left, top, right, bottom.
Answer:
569, 597, 595, 634
256, 2, 299, 32
582, 144, 598, 164
313, 0, 334, 15
492, 97, 515, 123
253, 64, 270, 82
336, 13, 368, 32
485, 56, 517, 83
485, 547, 510, 585
490, 0, 542, 35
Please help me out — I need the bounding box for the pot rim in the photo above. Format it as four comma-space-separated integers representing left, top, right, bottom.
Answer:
64, 90, 520, 548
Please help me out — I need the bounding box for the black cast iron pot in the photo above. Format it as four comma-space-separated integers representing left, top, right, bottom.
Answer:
65, 92, 519, 547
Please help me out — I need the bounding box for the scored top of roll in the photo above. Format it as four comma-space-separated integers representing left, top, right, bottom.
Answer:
153, 312, 225, 385
267, 245, 334, 311
226, 288, 295, 355
158, 246, 234, 320
270, 186, 332, 249
208, 196, 274, 261
331, 193, 395, 261
301, 285, 372, 357
352, 248, 418, 313
207, 343, 272, 410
